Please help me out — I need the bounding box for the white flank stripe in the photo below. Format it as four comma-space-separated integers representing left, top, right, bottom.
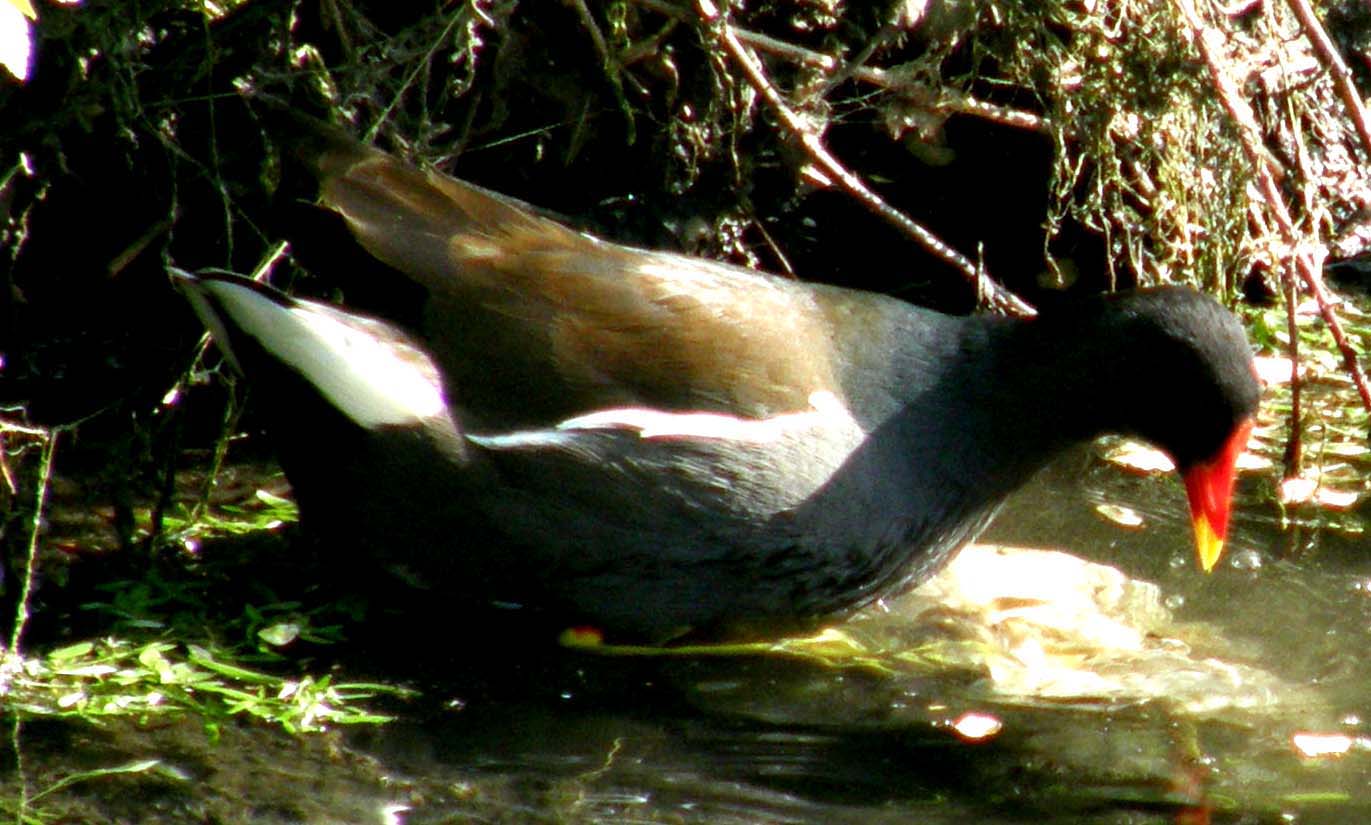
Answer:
203, 281, 445, 428
467, 430, 579, 450
556, 391, 851, 443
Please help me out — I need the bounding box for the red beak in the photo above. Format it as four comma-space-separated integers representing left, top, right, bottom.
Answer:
1182, 417, 1254, 572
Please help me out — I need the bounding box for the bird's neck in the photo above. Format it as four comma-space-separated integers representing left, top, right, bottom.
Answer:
984, 301, 1154, 455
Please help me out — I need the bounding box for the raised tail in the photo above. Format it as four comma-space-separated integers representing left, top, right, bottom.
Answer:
171, 268, 451, 431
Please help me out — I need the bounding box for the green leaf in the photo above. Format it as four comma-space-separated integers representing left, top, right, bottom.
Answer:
47, 641, 94, 661
258, 622, 300, 647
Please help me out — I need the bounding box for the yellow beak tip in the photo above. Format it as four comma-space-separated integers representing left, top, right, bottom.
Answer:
1195, 518, 1225, 573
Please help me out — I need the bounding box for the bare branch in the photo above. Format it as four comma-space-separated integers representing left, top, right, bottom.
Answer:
693, 0, 1035, 317
633, 0, 1048, 134
1287, 0, 1371, 162
1173, 0, 1371, 425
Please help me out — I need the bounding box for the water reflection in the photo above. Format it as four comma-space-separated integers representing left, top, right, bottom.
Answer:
7, 447, 1371, 824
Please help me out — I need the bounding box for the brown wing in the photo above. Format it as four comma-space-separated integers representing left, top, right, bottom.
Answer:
300, 133, 843, 428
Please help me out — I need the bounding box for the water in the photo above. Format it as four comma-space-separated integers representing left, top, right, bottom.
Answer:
5, 446, 1371, 824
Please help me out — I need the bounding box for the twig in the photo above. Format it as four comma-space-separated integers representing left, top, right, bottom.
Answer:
0, 419, 50, 496
366, 11, 467, 144
817, 21, 896, 98
569, 0, 612, 68
1173, 0, 1371, 424
566, 0, 638, 144
0, 419, 52, 437
694, 0, 1035, 317
1287, 0, 1371, 161
751, 216, 796, 278
2, 427, 57, 671
251, 240, 291, 282
107, 214, 175, 278
1281, 265, 1302, 477
633, 0, 1047, 134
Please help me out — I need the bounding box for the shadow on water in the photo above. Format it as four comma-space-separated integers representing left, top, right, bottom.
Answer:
7, 445, 1371, 824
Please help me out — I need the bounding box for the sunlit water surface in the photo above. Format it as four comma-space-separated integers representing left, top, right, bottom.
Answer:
7, 447, 1371, 824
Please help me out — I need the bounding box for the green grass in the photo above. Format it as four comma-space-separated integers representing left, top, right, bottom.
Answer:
2, 480, 415, 737
5, 637, 409, 735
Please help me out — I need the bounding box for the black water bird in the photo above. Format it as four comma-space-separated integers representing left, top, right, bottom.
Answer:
174, 119, 1261, 642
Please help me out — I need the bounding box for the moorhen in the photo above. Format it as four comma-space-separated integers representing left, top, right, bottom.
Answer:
174, 121, 1261, 643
